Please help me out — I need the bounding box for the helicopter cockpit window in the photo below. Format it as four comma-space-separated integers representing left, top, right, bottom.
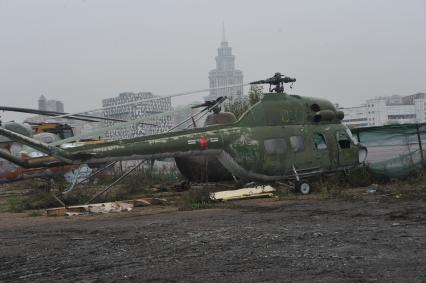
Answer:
336, 131, 351, 149
290, 136, 304, 152
313, 133, 327, 150
345, 126, 358, 145
264, 138, 288, 154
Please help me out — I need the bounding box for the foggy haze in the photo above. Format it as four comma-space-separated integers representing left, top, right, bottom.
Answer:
1, 0, 425, 122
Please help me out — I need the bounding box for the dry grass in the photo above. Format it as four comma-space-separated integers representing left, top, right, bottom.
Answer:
2, 165, 426, 213
314, 167, 426, 201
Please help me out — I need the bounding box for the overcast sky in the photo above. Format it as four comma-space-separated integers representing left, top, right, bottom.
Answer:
1, 0, 425, 122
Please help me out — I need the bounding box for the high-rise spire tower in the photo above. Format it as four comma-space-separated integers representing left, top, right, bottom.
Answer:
206, 25, 243, 101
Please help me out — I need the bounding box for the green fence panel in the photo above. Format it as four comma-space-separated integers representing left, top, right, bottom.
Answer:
352, 123, 426, 179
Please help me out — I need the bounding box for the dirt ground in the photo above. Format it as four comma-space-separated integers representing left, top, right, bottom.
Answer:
0, 194, 425, 283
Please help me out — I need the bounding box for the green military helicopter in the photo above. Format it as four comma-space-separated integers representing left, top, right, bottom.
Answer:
0, 73, 367, 194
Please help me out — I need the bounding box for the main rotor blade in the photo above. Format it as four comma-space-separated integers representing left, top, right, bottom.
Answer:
50, 96, 229, 146
0, 106, 127, 123
50, 109, 177, 146
51, 83, 251, 120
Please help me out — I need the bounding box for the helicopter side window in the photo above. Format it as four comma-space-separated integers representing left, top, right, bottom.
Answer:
345, 127, 358, 145
336, 131, 351, 149
264, 138, 288, 154
313, 133, 327, 150
290, 136, 304, 152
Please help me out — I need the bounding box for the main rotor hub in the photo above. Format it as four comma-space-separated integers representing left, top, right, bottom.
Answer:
250, 72, 296, 93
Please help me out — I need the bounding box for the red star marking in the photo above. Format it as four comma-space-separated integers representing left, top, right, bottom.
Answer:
198, 136, 209, 149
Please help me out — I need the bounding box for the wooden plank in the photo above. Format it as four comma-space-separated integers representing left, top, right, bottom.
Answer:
210, 185, 276, 201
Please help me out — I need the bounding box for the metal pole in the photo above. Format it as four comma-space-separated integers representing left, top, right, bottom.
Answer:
85, 160, 144, 204
51, 192, 66, 207
184, 98, 228, 129
166, 108, 205, 132
191, 116, 197, 128
416, 123, 424, 166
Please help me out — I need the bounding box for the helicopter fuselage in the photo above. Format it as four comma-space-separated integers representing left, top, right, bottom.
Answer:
64, 92, 365, 182
0, 92, 366, 183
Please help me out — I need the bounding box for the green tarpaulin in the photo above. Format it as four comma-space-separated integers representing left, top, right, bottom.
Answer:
352, 123, 426, 179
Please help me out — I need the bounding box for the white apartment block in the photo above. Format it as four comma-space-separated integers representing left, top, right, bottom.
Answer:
102, 92, 172, 140
339, 93, 426, 128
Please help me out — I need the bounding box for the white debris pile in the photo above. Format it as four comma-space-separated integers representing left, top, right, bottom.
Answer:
46, 201, 133, 216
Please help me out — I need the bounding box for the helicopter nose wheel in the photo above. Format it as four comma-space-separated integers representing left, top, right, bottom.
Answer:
297, 180, 311, 195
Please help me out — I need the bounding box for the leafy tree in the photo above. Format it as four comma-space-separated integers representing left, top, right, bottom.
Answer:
223, 86, 264, 119
224, 97, 249, 119
248, 85, 263, 105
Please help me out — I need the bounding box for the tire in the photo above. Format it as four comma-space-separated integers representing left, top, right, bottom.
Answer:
297, 180, 311, 195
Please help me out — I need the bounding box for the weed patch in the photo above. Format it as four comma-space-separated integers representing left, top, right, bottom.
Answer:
7, 192, 60, 213
178, 187, 216, 211
27, 210, 44, 217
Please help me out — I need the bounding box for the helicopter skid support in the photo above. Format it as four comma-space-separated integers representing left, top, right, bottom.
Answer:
292, 165, 300, 182
86, 160, 145, 204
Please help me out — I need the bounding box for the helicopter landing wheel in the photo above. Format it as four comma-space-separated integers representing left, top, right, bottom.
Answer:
297, 180, 311, 195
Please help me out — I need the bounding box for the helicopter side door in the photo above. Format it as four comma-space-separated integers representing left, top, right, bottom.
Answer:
262, 137, 290, 175
288, 134, 320, 172
311, 132, 331, 170
336, 130, 358, 166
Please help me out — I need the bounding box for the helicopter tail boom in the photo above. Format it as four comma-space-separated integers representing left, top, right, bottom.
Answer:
0, 127, 74, 164
0, 149, 65, 168
0, 123, 227, 166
